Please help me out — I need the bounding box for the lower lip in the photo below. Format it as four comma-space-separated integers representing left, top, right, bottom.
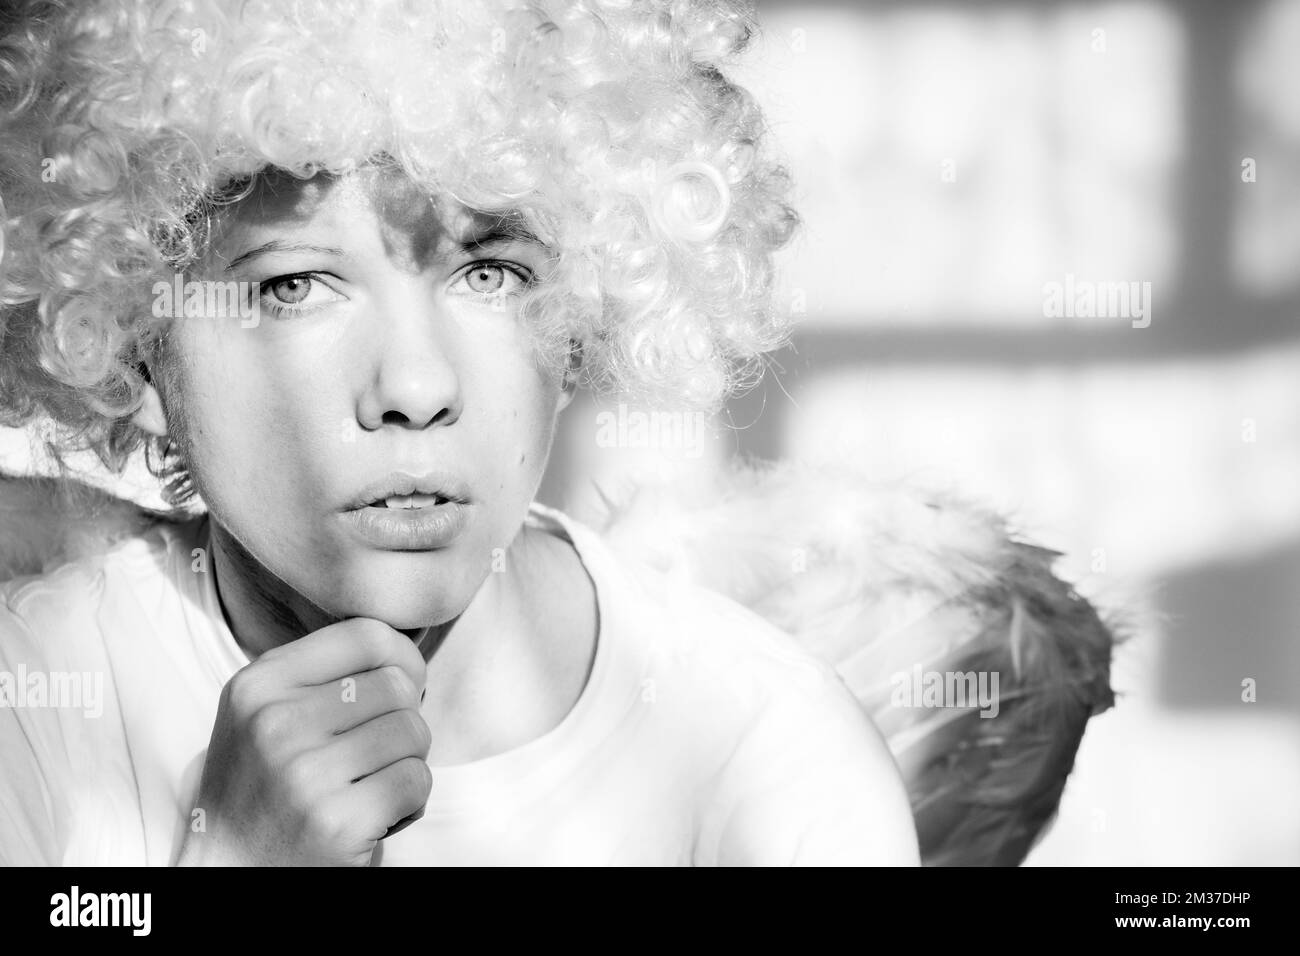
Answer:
341, 501, 470, 550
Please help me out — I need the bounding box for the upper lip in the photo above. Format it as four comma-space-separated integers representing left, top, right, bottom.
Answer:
347, 470, 472, 510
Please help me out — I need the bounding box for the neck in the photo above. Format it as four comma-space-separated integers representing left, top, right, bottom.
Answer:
202, 511, 599, 764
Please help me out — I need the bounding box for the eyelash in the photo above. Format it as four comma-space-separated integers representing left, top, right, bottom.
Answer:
255, 260, 534, 319
255, 273, 338, 319
448, 259, 533, 298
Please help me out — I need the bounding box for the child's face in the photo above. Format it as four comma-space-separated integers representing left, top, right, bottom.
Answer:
149, 167, 572, 629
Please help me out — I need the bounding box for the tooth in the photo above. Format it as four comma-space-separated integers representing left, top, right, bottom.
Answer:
382, 493, 441, 509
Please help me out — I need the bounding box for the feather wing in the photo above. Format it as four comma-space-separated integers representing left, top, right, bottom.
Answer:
595, 458, 1118, 866
0, 469, 177, 582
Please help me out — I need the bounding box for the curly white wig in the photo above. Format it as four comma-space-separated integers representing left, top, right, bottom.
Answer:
0, 0, 799, 505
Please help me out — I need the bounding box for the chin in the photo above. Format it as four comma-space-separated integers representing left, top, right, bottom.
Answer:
294, 536, 490, 627
326, 561, 480, 629
331, 589, 465, 631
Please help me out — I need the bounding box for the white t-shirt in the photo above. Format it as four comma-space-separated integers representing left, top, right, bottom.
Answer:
0, 502, 918, 866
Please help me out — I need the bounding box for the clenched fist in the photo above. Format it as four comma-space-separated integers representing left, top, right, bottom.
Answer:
175, 618, 433, 866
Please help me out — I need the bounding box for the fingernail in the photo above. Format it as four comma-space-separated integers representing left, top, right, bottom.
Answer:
382, 811, 420, 840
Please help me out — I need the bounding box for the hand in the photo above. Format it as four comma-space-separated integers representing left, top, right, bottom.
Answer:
176, 618, 432, 866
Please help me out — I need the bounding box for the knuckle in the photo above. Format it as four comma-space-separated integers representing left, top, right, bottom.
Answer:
223, 667, 262, 717
282, 751, 320, 797
394, 756, 434, 804
380, 665, 417, 706
409, 757, 434, 797
307, 801, 352, 847
357, 619, 395, 658
256, 642, 288, 665
246, 701, 291, 749
397, 635, 426, 674
392, 755, 432, 798
398, 709, 432, 752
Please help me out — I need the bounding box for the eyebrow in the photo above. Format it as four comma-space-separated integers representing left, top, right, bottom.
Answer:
221, 223, 544, 274
223, 240, 346, 273
458, 224, 545, 252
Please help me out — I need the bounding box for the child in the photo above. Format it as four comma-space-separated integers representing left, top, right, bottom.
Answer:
0, 0, 926, 865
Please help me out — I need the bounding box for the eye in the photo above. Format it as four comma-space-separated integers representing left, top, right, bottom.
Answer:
450, 261, 531, 299
257, 274, 344, 317
266, 275, 312, 304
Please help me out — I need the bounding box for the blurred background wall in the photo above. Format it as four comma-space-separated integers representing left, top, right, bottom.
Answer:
544, 0, 1300, 865
3, 0, 1296, 864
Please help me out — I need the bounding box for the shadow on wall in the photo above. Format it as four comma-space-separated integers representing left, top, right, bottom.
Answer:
1156, 537, 1300, 714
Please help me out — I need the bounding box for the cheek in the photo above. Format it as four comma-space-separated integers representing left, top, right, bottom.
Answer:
172, 332, 346, 511
489, 368, 560, 474
460, 358, 562, 530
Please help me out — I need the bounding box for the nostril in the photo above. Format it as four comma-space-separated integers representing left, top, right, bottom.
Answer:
378, 406, 455, 427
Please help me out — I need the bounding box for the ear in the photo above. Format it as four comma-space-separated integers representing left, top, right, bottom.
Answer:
555, 339, 582, 414
556, 376, 577, 415
130, 372, 169, 438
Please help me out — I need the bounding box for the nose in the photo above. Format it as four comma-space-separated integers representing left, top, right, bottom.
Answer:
355, 282, 463, 431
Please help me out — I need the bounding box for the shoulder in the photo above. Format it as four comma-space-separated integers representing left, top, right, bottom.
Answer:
0, 553, 109, 665
674, 579, 918, 863
0, 517, 199, 659
659, 577, 918, 864
551, 502, 833, 702
557, 503, 893, 763
0, 518, 195, 867
661, 569, 845, 710
547, 510, 919, 864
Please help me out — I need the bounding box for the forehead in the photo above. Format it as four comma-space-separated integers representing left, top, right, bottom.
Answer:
207, 166, 531, 270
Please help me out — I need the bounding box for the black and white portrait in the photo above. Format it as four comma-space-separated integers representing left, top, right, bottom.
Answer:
0, 0, 1293, 889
